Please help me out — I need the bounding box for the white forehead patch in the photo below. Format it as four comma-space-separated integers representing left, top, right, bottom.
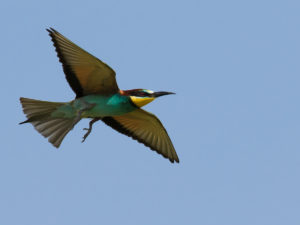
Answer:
144, 89, 154, 94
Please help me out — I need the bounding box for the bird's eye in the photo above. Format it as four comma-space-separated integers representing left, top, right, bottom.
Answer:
139, 91, 150, 97
131, 90, 150, 97
133, 91, 146, 97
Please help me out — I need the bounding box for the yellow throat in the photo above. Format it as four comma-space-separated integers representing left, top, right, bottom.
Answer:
130, 96, 155, 108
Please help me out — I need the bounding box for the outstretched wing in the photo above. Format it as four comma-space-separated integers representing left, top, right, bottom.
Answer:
102, 109, 179, 163
47, 28, 119, 97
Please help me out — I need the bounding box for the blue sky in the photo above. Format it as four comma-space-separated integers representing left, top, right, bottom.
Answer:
1, 0, 300, 224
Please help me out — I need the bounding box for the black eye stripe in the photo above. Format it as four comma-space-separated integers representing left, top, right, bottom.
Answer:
133, 91, 150, 97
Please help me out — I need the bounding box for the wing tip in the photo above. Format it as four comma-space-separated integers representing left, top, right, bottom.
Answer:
46, 27, 57, 34
156, 147, 180, 164
171, 157, 180, 164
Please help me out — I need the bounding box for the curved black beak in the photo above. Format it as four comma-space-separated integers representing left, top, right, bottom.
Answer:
152, 91, 175, 98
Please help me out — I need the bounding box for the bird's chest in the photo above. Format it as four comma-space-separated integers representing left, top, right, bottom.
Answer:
74, 94, 136, 117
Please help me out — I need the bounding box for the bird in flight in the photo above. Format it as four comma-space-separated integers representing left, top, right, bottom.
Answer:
20, 28, 179, 163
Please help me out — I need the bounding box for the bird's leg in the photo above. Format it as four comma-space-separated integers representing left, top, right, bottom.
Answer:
72, 102, 96, 127
82, 118, 101, 143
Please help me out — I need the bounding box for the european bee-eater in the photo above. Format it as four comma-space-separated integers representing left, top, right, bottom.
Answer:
20, 28, 179, 163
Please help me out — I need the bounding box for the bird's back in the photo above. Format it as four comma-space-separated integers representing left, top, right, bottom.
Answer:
79, 94, 136, 118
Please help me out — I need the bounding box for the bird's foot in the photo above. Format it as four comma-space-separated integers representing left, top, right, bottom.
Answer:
82, 128, 92, 143
82, 118, 101, 143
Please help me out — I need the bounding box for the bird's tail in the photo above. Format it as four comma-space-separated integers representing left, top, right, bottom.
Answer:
19, 97, 79, 148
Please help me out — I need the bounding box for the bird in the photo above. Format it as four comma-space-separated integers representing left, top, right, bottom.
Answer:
19, 28, 179, 163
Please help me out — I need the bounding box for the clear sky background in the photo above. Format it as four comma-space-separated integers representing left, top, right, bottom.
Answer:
1, 0, 300, 224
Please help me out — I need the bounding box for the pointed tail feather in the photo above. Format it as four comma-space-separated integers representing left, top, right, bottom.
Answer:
19, 97, 79, 148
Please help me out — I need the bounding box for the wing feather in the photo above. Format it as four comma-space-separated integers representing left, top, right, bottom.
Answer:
102, 109, 179, 163
47, 28, 119, 97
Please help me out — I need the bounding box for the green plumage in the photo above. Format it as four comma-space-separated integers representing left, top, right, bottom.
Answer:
80, 94, 136, 117
52, 94, 136, 119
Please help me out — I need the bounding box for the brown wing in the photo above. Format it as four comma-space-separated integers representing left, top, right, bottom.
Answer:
102, 109, 179, 163
47, 28, 119, 97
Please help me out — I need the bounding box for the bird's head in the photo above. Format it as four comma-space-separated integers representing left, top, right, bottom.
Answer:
120, 89, 175, 107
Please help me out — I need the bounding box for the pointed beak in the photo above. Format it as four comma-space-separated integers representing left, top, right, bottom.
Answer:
152, 91, 175, 98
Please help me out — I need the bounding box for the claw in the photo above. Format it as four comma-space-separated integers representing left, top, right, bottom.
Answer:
82, 118, 101, 143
